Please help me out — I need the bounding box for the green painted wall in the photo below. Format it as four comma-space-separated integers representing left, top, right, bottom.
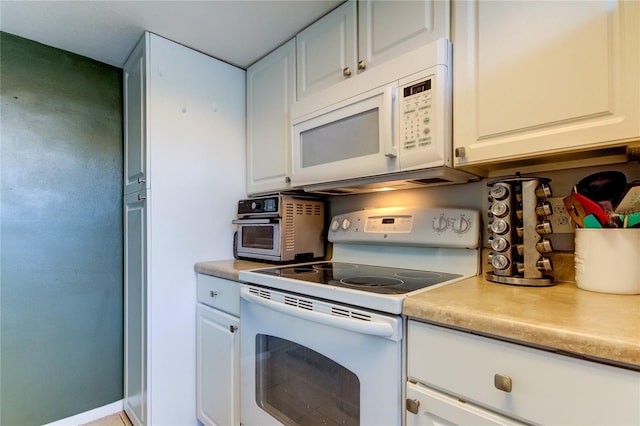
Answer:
0, 32, 123, 425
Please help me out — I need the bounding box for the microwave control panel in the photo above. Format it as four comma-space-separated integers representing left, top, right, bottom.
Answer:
400, 78, 433, 152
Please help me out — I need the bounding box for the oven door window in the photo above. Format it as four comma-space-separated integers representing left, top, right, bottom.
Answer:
255, 335, 359, 426
242, 225, 274, 250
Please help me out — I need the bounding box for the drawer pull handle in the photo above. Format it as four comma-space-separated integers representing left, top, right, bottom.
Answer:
406, 398, 420, 415
494, 373, 512, 392
210, 291, 218, 298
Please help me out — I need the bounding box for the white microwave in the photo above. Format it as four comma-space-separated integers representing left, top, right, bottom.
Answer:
291, 38, 476, 194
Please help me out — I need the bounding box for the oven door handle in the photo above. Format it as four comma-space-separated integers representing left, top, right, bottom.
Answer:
240, 287, 396, 338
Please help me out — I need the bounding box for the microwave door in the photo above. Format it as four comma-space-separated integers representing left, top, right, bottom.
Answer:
291, 84, 398, 187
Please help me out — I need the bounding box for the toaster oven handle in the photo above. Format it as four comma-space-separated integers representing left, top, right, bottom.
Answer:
382, 85, 398, 158
240, 287, 396, 339
232, 218, 274, 224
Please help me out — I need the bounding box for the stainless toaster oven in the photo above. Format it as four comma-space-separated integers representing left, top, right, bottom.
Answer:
233, 194, 325, 263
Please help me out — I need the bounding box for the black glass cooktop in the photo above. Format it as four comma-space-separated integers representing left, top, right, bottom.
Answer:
253, 262, 462, 295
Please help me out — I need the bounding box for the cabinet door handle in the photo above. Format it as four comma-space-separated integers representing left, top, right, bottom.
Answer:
494, 373, 512, 392
357, 60, 366, 71
343, 67, 352, 77
406, 398, 420, 414
210, 290, 218, 298
137, 177, 146, 184
137, 194, 146, 201
229, 325, 238, 333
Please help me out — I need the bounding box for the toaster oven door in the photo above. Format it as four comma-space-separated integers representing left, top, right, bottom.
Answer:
236, 220, 281, 261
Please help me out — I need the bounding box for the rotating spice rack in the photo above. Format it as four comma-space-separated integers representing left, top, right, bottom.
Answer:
486, 176, 555, 286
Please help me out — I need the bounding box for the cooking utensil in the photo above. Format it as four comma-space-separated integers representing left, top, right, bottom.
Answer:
614, 181, 640, 215
576, 171, 627, 212
563, 192, 610, 227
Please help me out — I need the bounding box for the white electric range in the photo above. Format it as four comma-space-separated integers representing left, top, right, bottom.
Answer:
238, 207, 480, 426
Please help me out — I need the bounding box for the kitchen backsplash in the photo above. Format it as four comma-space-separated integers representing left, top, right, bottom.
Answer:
328, 162, 640, 254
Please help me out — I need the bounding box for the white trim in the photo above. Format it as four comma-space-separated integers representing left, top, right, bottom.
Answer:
43, 399, 124, 426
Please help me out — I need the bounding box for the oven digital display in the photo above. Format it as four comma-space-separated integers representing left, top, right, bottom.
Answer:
364, 216, 413, 233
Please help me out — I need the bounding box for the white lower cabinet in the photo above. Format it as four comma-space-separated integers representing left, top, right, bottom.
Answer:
406, 382, 523, 426
407, 320, 640, 425
196, 274, 240, 426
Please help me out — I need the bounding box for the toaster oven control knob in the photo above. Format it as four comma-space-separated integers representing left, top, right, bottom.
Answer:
341, 218, 352, 230
250, 201, 261, 210
330, 219, 340, 232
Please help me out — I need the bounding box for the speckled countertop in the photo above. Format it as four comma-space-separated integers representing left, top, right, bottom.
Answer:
194, 259, 272, 281
195, 259, 640, 370
404, 276, 640, 369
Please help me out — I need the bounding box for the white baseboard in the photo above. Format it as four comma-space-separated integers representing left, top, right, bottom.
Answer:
43, 399, 124, 426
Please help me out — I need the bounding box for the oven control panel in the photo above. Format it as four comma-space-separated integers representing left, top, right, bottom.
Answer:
329, 207, 480, 248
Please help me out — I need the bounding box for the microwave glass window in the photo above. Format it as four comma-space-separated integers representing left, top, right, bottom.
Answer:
255, 335, 360, 426
300, 109, 379, 168
242, 226, 274, 250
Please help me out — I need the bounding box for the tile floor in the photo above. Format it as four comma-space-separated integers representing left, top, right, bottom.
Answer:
83, 411, 132, 426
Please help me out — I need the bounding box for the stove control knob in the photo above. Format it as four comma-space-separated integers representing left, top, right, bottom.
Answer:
432, 214, 449, 232
341, 218, 352, 230
330, 219, 340, 232
452, 216, 471, 234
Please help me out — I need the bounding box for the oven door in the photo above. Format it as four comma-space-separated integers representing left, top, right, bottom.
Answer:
240, 285, 403, 426
235, 219, 281, 262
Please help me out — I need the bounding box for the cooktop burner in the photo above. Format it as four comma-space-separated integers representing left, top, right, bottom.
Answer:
253, 262, 462, 295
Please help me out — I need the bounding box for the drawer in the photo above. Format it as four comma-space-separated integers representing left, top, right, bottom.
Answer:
406, 382, 525, 426
197, 274, 240, 316
408, 321, 640, 425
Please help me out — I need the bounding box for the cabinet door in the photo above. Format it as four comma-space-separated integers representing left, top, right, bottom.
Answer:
123, 36, 147, 195
124, 190, 147, 426
408, 321, 640, 425
296, 0, 357, 100
358, 0, 450, 71
453, 0, 640, 169
406, 382, 523, 426
196, 304, 240, 426
246, 39, 296, 195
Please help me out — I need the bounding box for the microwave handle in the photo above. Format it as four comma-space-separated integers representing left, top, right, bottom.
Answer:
382, 86, 398, 158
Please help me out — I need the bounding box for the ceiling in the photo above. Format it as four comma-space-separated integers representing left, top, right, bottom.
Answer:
0, 0, 344, 69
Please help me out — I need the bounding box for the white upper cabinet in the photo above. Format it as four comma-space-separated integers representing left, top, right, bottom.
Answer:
358, 0, 450, 70
452, 0, 640, 172
123, 40, 146, 195
297, 0, 450, 100
246, 39, 296, 195
296, 1, 357, 100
